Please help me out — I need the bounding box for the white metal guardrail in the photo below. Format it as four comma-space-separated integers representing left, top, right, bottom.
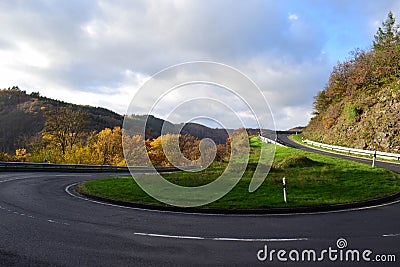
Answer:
303, 140, 400, 161
258, 135, 285, 146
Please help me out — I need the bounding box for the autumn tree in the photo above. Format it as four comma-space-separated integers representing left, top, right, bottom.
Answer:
147, 134, 188, 166
224, 128, 249, 162
230, 128, 249, 156
146, 134, 218, 167
179, 134, 200, 161
147, 135, 170, 166
313, 12, 400, 117
215, 144, 227, 162
123, 134, 148, 166
42, 107, 88, 155
0, 151, 12, 161
15, 148, 30, 162
93, 127, 125, 165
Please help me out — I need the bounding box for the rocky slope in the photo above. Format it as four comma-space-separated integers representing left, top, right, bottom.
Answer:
303, 13, 400, 153
303, 82, 399, 152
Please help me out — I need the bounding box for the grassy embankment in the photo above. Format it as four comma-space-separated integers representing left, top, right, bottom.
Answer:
77, 136, 400, 209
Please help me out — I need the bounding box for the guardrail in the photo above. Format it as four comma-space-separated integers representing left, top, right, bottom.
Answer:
0, 162, 189, 173
303, 140, 400, 161
258, 135, 285, 146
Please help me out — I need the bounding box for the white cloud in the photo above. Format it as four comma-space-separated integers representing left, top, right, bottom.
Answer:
288, 13, 299, 21
1, 0, 399, 129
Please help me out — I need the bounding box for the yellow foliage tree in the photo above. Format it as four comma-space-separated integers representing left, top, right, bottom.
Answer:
15, 148, 30, 162
93, 127, 125, 166
123, 134, 148, 166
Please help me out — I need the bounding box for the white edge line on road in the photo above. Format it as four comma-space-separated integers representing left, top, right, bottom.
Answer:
133, 232, 308, 242
65, 182, 400, 217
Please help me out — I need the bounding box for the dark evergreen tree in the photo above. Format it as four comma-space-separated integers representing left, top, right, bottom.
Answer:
373, 11, 399, 49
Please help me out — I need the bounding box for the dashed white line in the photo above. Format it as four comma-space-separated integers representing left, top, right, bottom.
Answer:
133, 232, 308, 242
383, 233, 400, 237
0, 205, 70, 225
135, 233, 205, 240
0, 176, 32, 183
54, 174, 93, 177
212, 237, 308, 242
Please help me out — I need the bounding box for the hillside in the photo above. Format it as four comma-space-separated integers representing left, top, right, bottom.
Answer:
303, 12, 400, 153
0, 87, 123, 153
0, 87, 235, 154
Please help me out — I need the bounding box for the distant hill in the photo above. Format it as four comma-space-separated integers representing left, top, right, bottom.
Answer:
0, 87, 243, 154
0, 87, 123, 153
302, 12, 400, 153
123, 117, 233, 145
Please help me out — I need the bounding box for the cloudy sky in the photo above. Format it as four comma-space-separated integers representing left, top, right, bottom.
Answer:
1, 0, 400, 130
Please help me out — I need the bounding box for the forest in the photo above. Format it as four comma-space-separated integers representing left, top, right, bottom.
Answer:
0, 87, 243, 165
0, 102, 245, 166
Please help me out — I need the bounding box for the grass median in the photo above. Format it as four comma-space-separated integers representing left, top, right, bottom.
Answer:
77, 136, 400, 209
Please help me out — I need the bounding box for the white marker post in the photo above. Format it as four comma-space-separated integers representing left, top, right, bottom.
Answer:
282, 177, 287, 204
372, 151, 376, 168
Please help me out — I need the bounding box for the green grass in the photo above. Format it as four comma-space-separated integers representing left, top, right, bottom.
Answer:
77, 136, 400, 209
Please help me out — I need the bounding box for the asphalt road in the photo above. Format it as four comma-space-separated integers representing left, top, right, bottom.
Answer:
0, 140, 399, 266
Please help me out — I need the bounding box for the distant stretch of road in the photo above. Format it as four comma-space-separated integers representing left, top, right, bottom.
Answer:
0, 138, 399, 266
276, 133, 400, 174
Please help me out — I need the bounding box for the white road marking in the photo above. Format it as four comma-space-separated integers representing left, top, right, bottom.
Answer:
135, 233, 205, 240
1, 200, 69, 226
133, 232, 308, 242
65, 182, 400, 217
2, 207, 69, 225
54, 174, 93, 177
65, 183, 191, 215
382, 233, 400, 237
0, 176, 32, 183
211, 237, 308, 242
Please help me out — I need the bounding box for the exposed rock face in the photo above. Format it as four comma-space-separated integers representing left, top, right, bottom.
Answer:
304, 83, 399, 153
